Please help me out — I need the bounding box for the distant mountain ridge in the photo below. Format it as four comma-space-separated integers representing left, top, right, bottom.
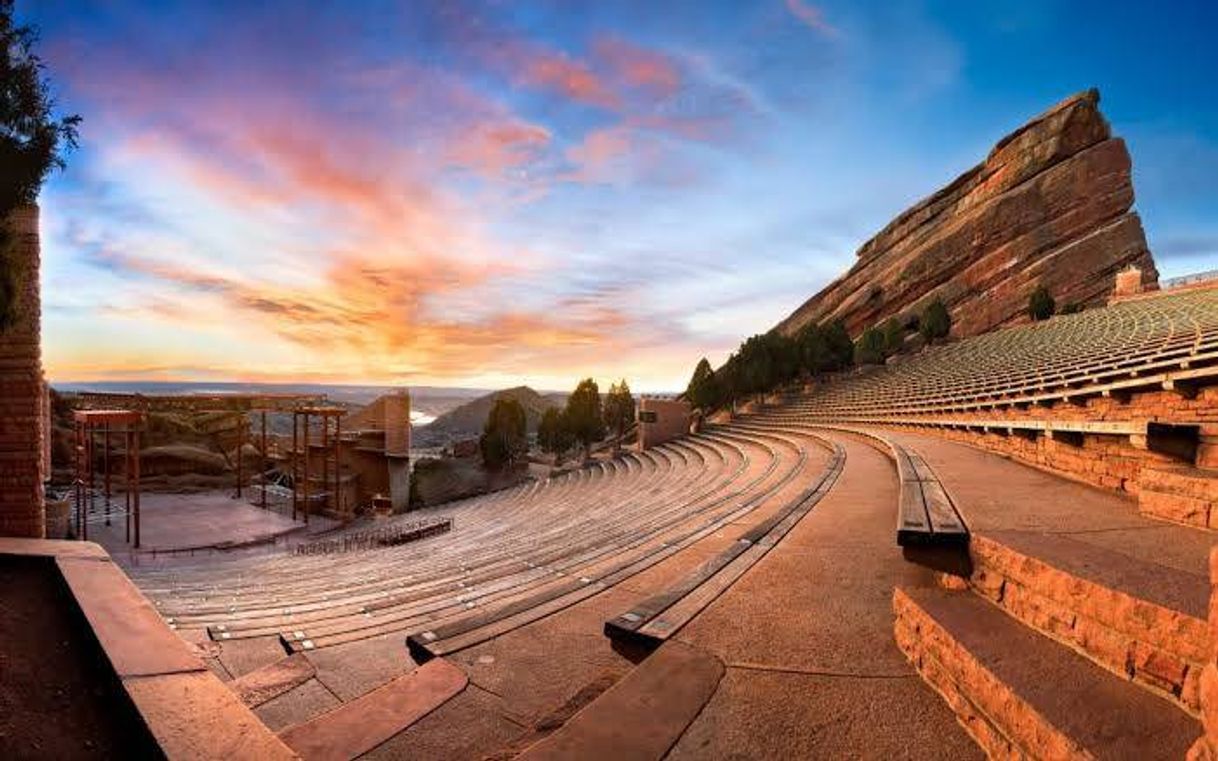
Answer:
51, 381, 507, 405
418, 386, 566, 443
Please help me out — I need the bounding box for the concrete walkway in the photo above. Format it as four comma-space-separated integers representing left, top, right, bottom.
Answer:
665, 433, 981, 758
365, 434, 836, 759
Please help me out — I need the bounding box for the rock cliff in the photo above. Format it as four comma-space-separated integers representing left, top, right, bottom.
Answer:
775, 89, 1158, 340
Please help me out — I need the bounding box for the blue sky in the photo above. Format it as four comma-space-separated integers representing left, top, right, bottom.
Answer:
22, 0, 1218, 390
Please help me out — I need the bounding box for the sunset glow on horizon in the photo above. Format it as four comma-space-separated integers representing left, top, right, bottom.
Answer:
28, 1, 1218, 391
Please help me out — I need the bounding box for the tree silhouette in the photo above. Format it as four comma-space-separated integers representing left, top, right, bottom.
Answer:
564, 378, 606, 461
537, 407, 573, 464
919, 299, 952, 344
1028, 285, 1056, 321
479, 396, 527, 470
685, 357, 719, 411
603, 380, 636, 455
1, 0, 80, 329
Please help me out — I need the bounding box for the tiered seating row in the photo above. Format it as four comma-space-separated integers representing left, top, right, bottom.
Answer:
604, 427, 843, 646
785, 289, 1218, 419
127, 424, 836, 658
407, 426, 835, 660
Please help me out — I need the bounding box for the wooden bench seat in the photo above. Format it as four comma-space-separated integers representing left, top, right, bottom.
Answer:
604, 431, 844, 646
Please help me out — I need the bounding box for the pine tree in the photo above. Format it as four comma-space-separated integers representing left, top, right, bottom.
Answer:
1, 1, 80, 329
881, 317, 905, 356
603, 380, 636, 454
854, 326, 887, 365
479, 396, 527, 470
564, 378, 606, 461
919, 299, 952, 344
537, 407, 573, 464
1028, 285, 1056, 321
685, 358, 719, 411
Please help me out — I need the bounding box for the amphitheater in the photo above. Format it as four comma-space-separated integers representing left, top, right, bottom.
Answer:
3, 92, 1218, 760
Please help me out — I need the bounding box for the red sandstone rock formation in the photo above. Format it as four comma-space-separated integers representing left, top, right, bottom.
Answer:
775, 89, 1159, 340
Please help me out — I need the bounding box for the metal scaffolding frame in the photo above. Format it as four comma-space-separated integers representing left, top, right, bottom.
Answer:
291, 407, 345, 524
72, 410, 143, 547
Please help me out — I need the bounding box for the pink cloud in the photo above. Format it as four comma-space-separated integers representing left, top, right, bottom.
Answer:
785, 0, 840, 37
565, 126, 635, 181
593, 36, 682, 98
44, 13, 722, 383
445, 120, 552, 178
517, 48, 620, 110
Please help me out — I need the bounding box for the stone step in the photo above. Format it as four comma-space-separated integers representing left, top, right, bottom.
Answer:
893, 586, 1199, 759
966, 530, 1208, 714
515, 640, 724, 759
1139, 466, 1218, 529
277, 658, 467, 761
229, 652, 316, 708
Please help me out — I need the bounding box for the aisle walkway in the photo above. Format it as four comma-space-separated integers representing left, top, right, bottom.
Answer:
884, 431, 1211, 613
664, 433, 981, 758
361, 433, 835, 759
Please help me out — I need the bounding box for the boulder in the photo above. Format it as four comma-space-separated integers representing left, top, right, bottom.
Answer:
775, 89, 1158, 341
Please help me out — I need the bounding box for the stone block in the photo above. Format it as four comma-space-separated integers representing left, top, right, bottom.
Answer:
1131, 641, 1188, 695
1139, 489, 1210, 527
1071, 616, 1133, 675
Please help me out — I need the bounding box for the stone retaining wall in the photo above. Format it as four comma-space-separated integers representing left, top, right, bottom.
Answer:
884, 384, 1218, 514
893, 588, 1082, 758
1189, 550, 1218, 759
968, 534, 1206, 715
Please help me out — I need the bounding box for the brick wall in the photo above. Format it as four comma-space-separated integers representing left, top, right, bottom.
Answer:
0, 206, 45, 538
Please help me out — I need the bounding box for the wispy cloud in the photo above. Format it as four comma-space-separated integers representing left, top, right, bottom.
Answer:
784, 0, 840, 37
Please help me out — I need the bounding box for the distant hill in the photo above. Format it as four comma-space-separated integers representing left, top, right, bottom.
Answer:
417, 386, 565, 444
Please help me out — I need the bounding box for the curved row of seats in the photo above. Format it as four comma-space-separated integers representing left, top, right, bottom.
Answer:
786, 288, 1218, 419
130, 425, 837, 654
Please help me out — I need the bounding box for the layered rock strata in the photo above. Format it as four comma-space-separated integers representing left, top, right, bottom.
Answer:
776, 89, 1158, 339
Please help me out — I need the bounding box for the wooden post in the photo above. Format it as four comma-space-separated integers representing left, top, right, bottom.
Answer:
260, 411, 268, 509
236, 412, 244, 499
133, 426, 141, 549
74, 421, 82, 539
125, 429, 131, 544
291, 412, 299, 521
104, 423, 111, 526
83, 425, 92, 541
335, 415, 342, 515
302, 412, 310, 526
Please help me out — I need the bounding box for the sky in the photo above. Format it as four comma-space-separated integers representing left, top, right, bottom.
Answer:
22, 0, 1218, 392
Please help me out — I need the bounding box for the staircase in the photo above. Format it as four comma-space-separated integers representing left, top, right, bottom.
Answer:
895, 526, 1210, 758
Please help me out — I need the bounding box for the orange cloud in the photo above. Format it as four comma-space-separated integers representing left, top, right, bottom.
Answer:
85, 242, 638, 382
46, 20, 720, 386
